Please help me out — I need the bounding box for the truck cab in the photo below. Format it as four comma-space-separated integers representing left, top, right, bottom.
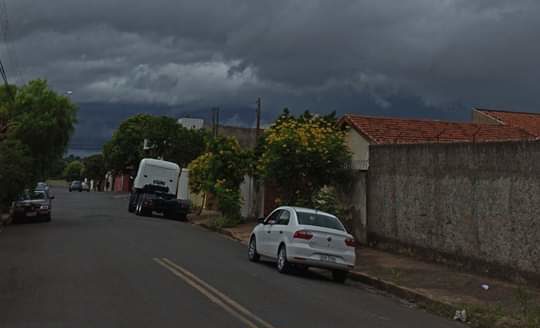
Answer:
128, 158, 191, 220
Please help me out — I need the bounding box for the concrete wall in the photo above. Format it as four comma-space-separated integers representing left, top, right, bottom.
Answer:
338, 171, 368, 243
345, 130, 370, 170
367, 141, 540, 277
218, 125, 259, 149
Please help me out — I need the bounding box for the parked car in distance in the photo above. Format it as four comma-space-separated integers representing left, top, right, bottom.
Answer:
82, 181, 90, 192
35, 182, 50, 192
248, 206, 356, 283
11, 189, 54, 222
69, 180, 83, 192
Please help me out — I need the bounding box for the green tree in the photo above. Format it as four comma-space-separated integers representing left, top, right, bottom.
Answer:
258, 110, 351, 207
83, 154, 106, 182
153, 121, 208, 168
0, 139, 33, 210
103, 114, 153, 173
104, 114, 207, 172
0, 80, 77, 210
189, 136, 251, 222
63, 161, 84, 182
5, 80, 77, 179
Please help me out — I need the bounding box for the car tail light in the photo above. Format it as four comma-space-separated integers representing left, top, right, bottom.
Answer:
345, 238, 356, 247
293, 230, 313, 240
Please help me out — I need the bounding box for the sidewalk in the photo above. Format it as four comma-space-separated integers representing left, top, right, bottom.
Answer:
190, 213, 540, 328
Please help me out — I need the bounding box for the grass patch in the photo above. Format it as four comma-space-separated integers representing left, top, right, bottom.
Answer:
209, 216, 243, 230
450, 287, 540, 328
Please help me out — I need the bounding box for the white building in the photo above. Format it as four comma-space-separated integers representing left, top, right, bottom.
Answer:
177, 118, 204, 130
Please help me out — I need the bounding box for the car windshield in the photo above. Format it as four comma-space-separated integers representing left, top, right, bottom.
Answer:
31, 192, 46, 200
72, 181, 81, 186
296, 211, 345, 231
18, 191, 46, 201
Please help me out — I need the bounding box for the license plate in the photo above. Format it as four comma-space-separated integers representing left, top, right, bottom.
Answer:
320, 255, 336, 263
26, 211, 37, 217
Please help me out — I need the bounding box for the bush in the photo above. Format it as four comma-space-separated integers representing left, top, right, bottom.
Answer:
313, 186, 344, 218
0, 139, 32, 210
258, 109, 350, 207
188, 136, 251, 224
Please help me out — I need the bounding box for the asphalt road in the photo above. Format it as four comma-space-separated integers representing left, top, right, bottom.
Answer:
0, 187, 463, 328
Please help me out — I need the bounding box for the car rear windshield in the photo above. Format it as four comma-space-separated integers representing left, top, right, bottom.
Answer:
31, 192, 45, 199
296, 212, 345, 231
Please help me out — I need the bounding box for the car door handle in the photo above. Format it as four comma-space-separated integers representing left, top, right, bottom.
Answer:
279, 231, 283, 234
267, 231, 271, 234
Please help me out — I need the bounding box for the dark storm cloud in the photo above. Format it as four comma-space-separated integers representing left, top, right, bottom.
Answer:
4, 0, 540, 113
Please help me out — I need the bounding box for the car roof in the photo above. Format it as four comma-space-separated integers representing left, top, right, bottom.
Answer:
277, 206, 337, 218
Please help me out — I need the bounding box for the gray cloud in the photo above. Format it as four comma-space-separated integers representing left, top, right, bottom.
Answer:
3, 0, 540, 115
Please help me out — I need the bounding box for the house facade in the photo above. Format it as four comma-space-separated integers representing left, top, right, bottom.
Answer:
339, 113, 535, 170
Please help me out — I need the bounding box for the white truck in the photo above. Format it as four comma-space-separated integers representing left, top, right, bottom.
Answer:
128, 158, 191, 220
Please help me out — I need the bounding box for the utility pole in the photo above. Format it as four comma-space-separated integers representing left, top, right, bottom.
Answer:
211, 108, 215, 137
256, 97, 261, 139
211, 107, 220, 138
0, 58, 13, 101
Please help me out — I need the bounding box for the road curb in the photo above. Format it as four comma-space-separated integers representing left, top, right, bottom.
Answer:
193, 221, 245, 243
347, 270, 457, 317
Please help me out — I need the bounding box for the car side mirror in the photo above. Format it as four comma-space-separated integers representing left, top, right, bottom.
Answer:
49, 196, 55, 200
257, 217, 265, 224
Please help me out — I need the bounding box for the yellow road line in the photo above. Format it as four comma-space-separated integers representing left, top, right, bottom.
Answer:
160, 258, 277, 328
154, 258, 276, 328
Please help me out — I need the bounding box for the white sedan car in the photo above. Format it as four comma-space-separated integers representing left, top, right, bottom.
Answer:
248, 206, 356, 283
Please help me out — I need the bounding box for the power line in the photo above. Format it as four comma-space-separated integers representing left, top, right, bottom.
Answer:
0, 0, 21, 83
256, 97, 261, 138
0, 56, 13, 100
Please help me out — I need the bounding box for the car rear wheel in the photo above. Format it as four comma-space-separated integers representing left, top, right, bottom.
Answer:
248, 237, 260, 262
332, 270, 348, 283
277, 245, 291, 274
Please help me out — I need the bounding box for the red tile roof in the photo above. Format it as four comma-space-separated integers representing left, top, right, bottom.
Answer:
474, 108, 540, 137
340, 114, 536, 145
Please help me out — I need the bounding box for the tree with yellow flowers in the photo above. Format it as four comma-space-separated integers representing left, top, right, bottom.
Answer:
188, 136, 251, 223
258, 109, 350, 207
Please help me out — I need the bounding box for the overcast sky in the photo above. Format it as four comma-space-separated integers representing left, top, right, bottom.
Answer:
2, 0, 540, 153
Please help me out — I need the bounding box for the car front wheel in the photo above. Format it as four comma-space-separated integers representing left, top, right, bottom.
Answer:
277, 245, 291, 273
248, 237, 260, 262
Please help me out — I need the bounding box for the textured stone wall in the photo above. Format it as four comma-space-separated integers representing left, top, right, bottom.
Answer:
338, 171, 368, 243
368, 141, 540, 276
